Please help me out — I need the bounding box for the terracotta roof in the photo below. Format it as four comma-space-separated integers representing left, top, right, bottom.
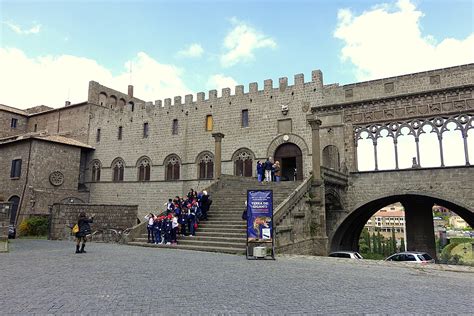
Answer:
0, 133, 94, 149
374, 210, 405, 217
0, 104, 28, 116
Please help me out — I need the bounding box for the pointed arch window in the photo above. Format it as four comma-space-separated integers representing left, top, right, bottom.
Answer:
198, 153, 214, 179
91, 160, 101, 182
165, 155, 180, 181
234, 150, 253, 177
138, 158, 151, 181
112, 159, 124, 182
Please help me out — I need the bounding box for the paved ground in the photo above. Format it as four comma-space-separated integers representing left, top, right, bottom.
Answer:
1, 240, 473, 314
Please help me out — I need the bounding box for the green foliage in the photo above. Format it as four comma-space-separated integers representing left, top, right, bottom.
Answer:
18, 216, 49, 236
360, 252, 385, 260
449, 237, 473, 244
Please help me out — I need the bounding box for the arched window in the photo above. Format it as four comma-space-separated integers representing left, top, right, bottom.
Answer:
165, 155, 180, 181
322, 145, 340, 171
233, 149, 253, 177
137, 158, 151, 181
109, 95, 117, 107
112, 159, 124, 182
99, 92, 107, 106
198, 152, 214, 179
91, 160, 101, 182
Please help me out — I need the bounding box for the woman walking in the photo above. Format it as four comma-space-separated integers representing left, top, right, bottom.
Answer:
75, 212, 94, 254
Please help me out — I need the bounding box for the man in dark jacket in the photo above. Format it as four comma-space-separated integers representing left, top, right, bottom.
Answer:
199, 190, 212, 220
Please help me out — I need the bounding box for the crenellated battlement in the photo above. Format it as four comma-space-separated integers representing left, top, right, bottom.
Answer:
125, 69, 326, 113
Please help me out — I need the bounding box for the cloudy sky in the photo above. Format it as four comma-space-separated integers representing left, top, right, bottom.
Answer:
0, 0, 473, 109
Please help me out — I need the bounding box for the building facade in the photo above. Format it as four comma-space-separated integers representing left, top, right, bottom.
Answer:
1, 64, 473, 225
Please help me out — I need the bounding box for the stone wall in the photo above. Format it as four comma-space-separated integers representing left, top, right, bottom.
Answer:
27, 103, 91, 144
49, 203, 138, 240
0, 139, 90, 224
0, 108, 28, 138
346, 166, 474, 213
0, 202, 12, 239
85, 72, 325, 216
322, 64, 474, 106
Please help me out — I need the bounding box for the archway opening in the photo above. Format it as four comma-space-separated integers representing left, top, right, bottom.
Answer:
330, 194, 473, 263
8, 195, 20, 225
274, 143, 302, 181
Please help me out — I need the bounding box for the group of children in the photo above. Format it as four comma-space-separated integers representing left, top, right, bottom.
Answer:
144, 189, 211, 245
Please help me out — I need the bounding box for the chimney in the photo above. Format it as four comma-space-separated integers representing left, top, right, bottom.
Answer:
65, 101, 71, 107
128, 85, 134, 98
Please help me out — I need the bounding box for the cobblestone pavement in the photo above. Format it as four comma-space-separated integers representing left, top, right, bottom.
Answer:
1, 240, 473, 314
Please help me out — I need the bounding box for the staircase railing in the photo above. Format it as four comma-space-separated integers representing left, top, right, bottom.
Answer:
274, 176, 313, 225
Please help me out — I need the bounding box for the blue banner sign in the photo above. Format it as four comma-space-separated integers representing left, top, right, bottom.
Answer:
247, 190, 273, 241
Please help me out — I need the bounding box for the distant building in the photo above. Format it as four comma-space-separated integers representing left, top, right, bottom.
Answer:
365, 203, 405, 241
449, 216, 469, 230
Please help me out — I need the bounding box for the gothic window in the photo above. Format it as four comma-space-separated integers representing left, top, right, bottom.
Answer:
165, 155, 180, 181
198, 152, 214, 179
138, 158, 151, 181
233, 150, 253, 177
96, 128, 101, 142
112, 159, 124, 182
91, 160, 101, 182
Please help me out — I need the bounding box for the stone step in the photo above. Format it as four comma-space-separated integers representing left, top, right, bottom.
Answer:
194, 231, 247, 238
198, 227, 245, 233
198, 223, 246, 228
201, 220, 244, 224
179, 235, 247, 243
177, 239, 246, 248
127, 242, 245, 255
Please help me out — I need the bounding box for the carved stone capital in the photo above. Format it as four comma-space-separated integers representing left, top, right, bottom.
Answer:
212, 132, 225, 142
306, 114, 322, 130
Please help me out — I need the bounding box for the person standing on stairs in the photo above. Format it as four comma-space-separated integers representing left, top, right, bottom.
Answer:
264, 157, 273, 182
200, 190, 212, 220
256, 160, 264, 183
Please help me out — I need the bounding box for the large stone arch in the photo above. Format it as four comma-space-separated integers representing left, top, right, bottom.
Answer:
329, 192, 474, 256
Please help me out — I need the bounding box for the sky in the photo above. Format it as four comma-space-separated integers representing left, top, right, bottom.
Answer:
0, 0, 473, 109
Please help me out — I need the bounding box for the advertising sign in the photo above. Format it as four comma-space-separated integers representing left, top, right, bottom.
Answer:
246, 190, 273, 242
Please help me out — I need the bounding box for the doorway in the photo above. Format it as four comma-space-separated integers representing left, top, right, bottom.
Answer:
274, 143, 303, 181
8, 195, 20, 225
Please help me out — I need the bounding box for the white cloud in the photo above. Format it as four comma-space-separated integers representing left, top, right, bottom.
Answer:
206, 74, 238, 95
0, 48, 192, 109
220, 18, 276, 68
334, 0, 474, 81
3, 21, 41, 35
177, 43, 204, 58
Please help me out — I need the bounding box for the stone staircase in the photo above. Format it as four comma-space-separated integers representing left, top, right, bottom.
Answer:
128, 175, 301, 255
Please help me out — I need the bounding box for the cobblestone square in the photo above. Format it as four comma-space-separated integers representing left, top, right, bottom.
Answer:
1, 240, 473, 314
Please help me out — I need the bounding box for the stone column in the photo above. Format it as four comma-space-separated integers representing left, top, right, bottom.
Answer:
402, 197, 436, 260
212, 133, 225, 179
306, 114, 322, 181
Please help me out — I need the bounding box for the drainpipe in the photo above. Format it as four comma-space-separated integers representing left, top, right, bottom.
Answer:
16, 139, 33, 225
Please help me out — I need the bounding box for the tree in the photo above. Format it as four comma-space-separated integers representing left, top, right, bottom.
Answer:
372, 232, 377, 253
400, 238, 406, 252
